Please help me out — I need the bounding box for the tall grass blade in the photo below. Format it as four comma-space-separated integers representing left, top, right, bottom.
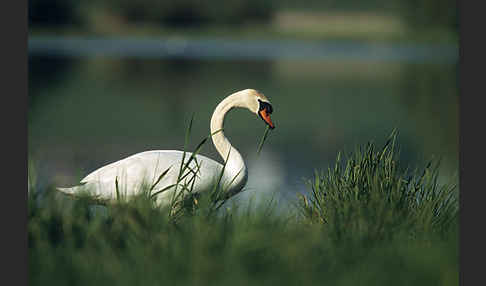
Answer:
115, 176, 120, 201
257, 125, 271, 155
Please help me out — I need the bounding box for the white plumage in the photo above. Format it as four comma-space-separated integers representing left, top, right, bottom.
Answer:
57, 89, 275, 206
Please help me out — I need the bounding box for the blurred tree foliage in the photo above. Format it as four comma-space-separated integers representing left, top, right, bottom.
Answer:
28, 0, 457, 31
400, 0, 458, 30
108, 0, 274, 26
278, 0, 457, 31
28, 0, 84, 27
29, 0, 274, 28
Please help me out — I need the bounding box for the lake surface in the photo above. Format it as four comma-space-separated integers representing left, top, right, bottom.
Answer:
28, 36, 459, 205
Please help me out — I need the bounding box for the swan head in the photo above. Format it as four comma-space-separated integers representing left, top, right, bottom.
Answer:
240, 89, 275, 129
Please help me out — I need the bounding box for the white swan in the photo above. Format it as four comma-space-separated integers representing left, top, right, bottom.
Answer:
57, 89, 275, 206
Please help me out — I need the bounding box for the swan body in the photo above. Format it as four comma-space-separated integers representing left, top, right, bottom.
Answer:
57, 89, 275, 206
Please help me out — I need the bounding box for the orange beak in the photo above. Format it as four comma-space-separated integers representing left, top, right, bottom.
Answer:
259, 109, 275, 129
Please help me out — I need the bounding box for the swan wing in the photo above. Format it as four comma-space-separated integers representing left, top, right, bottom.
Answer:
70, 150, 222, 202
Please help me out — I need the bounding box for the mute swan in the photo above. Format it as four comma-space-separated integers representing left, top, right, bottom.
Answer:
57, 89, 275, 206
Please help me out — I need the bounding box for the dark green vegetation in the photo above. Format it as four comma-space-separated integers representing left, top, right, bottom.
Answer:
28, 132, 458, 286
29, 0, 456, 30
29, 0, 457, 43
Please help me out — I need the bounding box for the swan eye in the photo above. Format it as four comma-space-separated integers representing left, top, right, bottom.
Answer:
266, 103, 273, 114
258, 99, 273, 114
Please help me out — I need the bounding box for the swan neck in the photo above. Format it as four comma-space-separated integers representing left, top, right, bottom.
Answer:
210, 93, 248, 193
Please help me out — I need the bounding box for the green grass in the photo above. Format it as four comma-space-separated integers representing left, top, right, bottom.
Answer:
28, 131, 458, 286
298, 130, 458, 242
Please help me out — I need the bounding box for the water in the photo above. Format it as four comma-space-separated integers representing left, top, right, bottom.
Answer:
29, 36, 457, 62
28, 36, 459, 205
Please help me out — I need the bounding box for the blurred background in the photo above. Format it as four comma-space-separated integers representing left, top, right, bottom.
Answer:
28, 0, 458, 205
